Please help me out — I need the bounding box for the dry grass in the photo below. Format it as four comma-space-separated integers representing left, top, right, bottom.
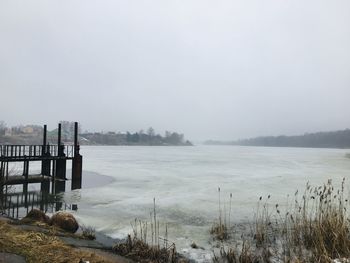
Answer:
113, 198, 188, 263
211, 222, 229, 241
21, 209, 50, 224
211, 188, 232, 241
253, 195, 275, 247
282, 178, 350, 262
114, 234, 178, 263
214, 179, 350, 263
213, 241, 256, 263
0, 219, 114, 263
81, 225, 96, 240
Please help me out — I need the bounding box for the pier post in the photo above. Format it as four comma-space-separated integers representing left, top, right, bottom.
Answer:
41, 148, 51, 193
55, 148, 66, 193
72, 122, 82, 190
41, 125, 51, 193
0, 161, 3, 211
55, 123, 67, 193
51, 160, 56, 194
55, 124, 66, 193
0, 161, 3, 186
42, 125, 47, 153
23, 158, 29, 208
58, 123, 61, 148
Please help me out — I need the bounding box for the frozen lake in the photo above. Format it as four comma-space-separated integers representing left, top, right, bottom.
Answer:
62, 145, 350, 261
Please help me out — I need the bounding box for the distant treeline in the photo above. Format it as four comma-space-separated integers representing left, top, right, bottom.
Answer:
81, 128, 192, 146
205, 129, 350, 149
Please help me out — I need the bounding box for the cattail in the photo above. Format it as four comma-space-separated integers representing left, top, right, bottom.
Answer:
157, 221, 160, 248
165, 223, 168, 249
229, 193, 232, 229
218, 187, 222, 226
139, 220, 142, 241
150, 212, 154, 245
144, 222, 147, 243
153, 198, 157, 246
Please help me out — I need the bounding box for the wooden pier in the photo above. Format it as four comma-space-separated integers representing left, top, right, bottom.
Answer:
0, 122, 83, 193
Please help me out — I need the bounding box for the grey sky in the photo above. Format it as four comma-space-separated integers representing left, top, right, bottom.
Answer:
0, 0, 349, 140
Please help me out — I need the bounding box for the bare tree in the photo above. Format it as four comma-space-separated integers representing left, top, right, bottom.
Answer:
147, 127, 155, 137
0, 121, 6, 136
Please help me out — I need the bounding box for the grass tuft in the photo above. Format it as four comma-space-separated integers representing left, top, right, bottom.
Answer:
113, 198, 188, 263
81, 225, 96, 240
211, 188, 232, 241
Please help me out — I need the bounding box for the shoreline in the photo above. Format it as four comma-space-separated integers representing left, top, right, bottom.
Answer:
0, 214, 132, 263
0, 212, 194, 263
3, 177, 350, 262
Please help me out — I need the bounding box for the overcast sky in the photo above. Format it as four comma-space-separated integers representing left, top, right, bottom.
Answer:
0, 0, 349, 140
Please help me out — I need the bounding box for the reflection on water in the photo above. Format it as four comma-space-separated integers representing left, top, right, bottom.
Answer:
0, 182, 77, 219
0, 169, 112, 219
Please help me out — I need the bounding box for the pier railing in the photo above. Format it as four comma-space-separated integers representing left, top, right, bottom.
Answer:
0, 145, 75, 159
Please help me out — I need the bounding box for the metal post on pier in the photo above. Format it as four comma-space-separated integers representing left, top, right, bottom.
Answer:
23, 157, 29, 208
55, 123, 66, 193
0, 161, 3, 211
58, 123, 61, 149
41, 125, 50, 193
72, 122, 82, 190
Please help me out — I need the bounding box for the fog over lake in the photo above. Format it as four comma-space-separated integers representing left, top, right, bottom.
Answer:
1, 0, 350, 140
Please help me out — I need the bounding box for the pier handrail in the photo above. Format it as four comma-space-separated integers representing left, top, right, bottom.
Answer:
0, 144, 75, 158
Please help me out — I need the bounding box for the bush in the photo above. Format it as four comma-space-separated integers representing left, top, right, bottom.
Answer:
81, 225, 96, 240
21, 209, 50, 224
50, 212, 79, 233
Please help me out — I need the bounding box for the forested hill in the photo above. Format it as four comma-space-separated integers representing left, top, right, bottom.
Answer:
80, 130, 192, 146
205, 129, 350, 149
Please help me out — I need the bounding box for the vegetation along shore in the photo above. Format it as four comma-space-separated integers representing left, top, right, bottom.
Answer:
2, 178, 350, 262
